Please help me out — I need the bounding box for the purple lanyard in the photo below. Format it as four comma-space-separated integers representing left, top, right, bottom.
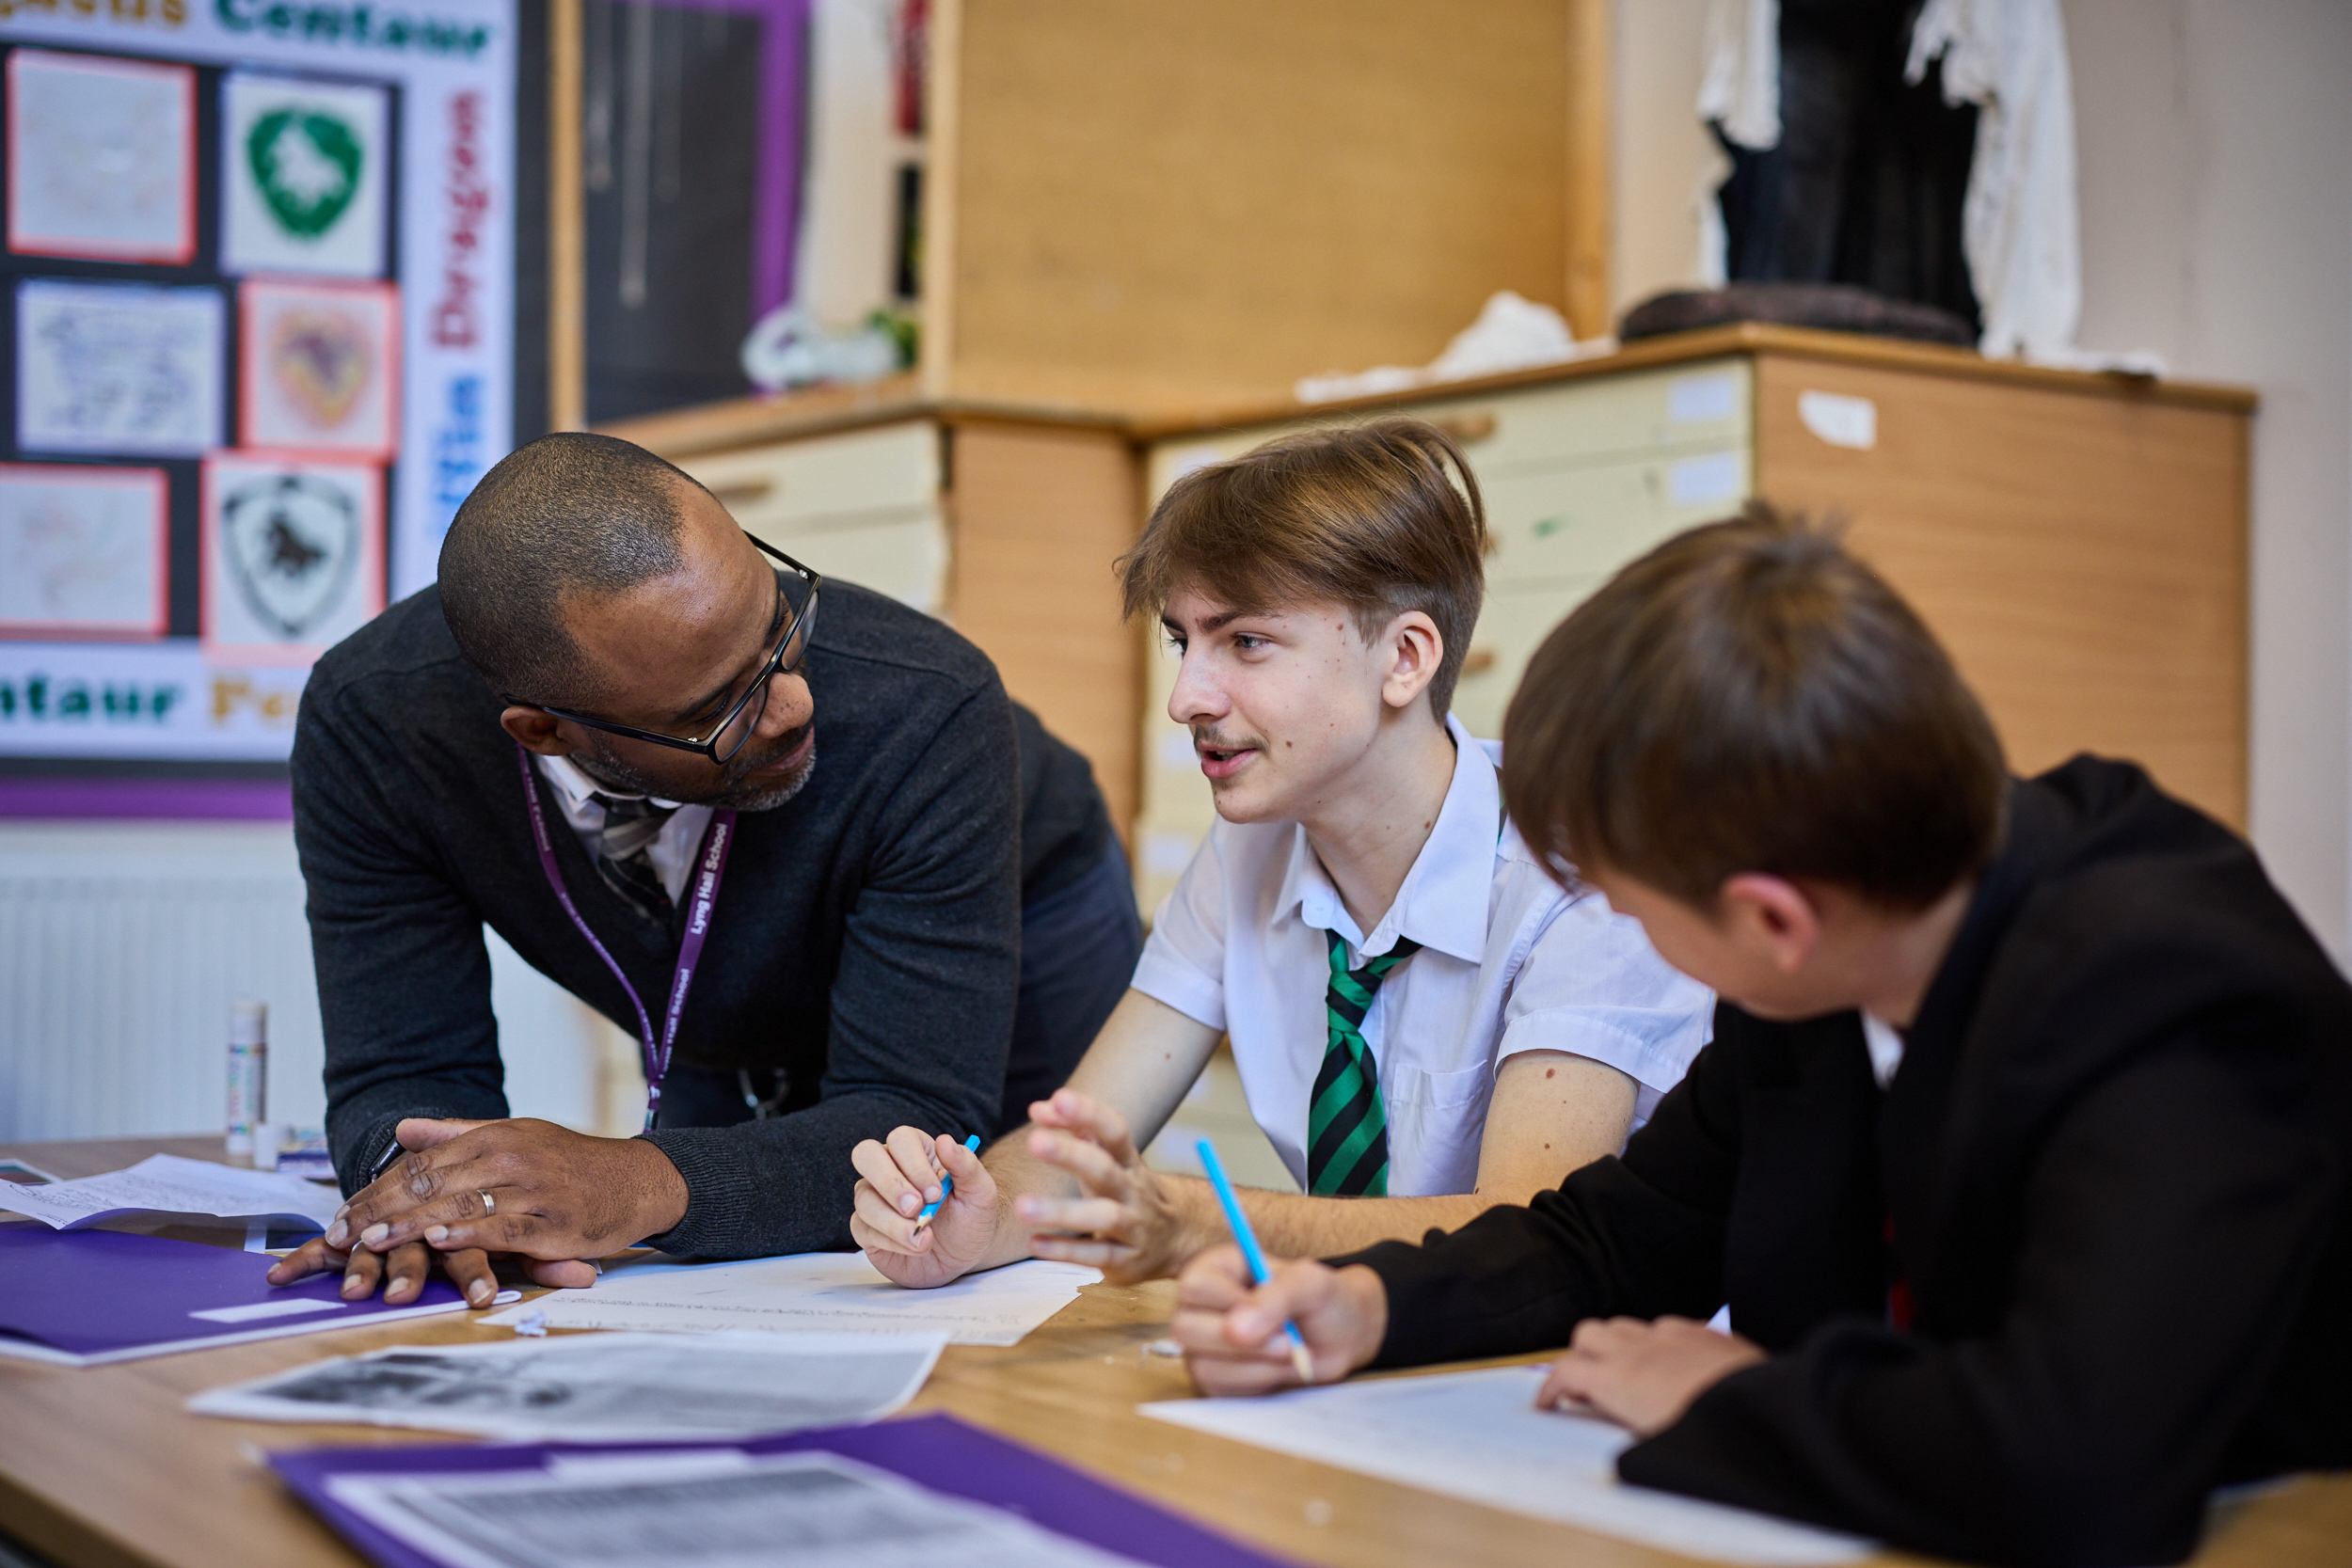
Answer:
517, 744, 739, 1132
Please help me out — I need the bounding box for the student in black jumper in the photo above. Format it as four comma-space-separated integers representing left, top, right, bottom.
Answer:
1171, 505, 2352, 1566
267, 433, 1138, 1308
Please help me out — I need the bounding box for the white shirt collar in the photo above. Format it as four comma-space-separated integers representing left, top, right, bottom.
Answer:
1276, 712, 1498, 967
1861, 1012, 1906, 1089
533, 751, 684, 813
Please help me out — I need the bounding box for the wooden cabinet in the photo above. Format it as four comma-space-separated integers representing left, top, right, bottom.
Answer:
607, 325, 2251, 923
599, 389, 1146, 847
1130, 325, 2253, 915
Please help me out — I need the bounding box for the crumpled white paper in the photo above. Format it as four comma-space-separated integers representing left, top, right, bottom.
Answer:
1295, 291, 1610, 404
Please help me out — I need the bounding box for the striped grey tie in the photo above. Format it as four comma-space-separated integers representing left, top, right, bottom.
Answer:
592, 794, 676, 925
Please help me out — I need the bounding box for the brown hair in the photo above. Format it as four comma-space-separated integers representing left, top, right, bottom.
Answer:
1118, 418, 1488, 720
1501, 501, 2006, 911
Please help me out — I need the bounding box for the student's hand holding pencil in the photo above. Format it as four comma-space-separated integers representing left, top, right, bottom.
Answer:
1170, 1247, 1388, 1394
850, 1129, 998, 1289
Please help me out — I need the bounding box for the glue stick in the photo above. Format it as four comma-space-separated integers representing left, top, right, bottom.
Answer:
226, 999, 268, 1162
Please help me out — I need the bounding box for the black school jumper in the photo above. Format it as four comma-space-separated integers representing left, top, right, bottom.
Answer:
294, 579, 1111, 1259
1339, 758, 2352, 1566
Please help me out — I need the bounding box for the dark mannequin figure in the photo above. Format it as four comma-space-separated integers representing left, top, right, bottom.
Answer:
1713, 0, 1980, 331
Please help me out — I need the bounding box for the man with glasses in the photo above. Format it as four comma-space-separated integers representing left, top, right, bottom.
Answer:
266, 432, 1139, 1308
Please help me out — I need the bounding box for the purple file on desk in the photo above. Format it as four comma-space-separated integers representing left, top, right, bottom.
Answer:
272, 1411, 1299, 1568
0, 1227, 481, 1367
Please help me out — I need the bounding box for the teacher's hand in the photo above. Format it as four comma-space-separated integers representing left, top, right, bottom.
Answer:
269, 1117, 688, 1305
264, 1230, 595, 1307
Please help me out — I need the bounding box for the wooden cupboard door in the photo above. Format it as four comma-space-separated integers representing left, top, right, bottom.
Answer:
946, 420, 1145, 848
1752, 354, 2249, 828
674, 421, 951, 616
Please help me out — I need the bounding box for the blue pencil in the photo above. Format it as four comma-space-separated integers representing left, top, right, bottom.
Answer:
913, 1134, 982, 1230
1196, 1137, 1316, 1386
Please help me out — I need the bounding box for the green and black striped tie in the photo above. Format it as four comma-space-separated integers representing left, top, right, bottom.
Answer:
1307, 929, 1421, 1196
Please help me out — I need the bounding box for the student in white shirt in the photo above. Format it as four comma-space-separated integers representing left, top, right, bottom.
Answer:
849, 418, 1711, 1287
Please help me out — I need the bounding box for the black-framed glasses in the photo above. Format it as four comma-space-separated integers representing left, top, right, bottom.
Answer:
514, 533, 821, 766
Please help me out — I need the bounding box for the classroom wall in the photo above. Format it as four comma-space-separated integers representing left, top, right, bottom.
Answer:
1609, 0, 2352, 968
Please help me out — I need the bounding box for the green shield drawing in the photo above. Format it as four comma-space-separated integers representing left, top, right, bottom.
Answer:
246, 109, 364, 240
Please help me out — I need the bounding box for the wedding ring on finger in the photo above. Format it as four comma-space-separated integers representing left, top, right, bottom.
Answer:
478, 1189, 498, 1218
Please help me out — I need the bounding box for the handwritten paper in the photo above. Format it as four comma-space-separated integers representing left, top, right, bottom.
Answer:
0, 1153, 341, 1232
1144, 1366, 1871, 1567
483, 1254, 1099, 1348
16, 278, 225, 457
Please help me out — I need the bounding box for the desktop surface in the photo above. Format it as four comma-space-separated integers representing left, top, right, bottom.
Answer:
0, 1136, 2344, 1568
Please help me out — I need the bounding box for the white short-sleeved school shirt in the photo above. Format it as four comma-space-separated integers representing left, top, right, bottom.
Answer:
1132, 714, 1715, 1197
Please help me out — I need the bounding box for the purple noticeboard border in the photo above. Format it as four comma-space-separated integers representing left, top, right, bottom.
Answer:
0, 778, 293, 821
271, 1413, 1298, 1568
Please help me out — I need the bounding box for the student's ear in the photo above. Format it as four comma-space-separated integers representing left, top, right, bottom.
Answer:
501, 705, 577, 757
1717, 873, 1823, 976
1376, 610, 1444, 713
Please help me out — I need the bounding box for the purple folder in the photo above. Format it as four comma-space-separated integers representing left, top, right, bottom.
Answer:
0, 1227, 476, 1366
272, 1412, 1299, 1568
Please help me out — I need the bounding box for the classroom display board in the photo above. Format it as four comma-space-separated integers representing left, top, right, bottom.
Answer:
0, 0, 514, 765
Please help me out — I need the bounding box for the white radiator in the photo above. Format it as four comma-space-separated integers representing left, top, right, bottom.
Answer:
0, 821, 628, 1144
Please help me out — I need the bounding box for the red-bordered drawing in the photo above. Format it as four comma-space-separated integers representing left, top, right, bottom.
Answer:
199, 451, 385, 667
6, 50, 198, 266
237, 277, 401, 460
0, 463, 171, 641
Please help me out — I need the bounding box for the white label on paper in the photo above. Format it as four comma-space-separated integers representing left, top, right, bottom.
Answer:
1668, 372, 1737, 424
1668, 451, 1743, 509
190, 1297, 346, 1323
1798, 390, 1877, 450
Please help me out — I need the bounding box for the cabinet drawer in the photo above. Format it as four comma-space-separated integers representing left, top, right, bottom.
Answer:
1143, 360, 1753, 516
1450, 579, 1604, 740
1481, 446, 1752, 589
742, 509, 950, 617
1397, 357, 1752, 474
675, 420, 942, 531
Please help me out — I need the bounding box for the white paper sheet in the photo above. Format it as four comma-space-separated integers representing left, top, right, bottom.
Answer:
16, 278, 224, 456
482, 1254, 1099, 1348
190, 1331, 946, 1442
323, 1449, 1144, 1568
7, 50, 194, 262
1142, 1366, 1871, 1567
0, 465, 168, 636
0, 1153, 341, 1232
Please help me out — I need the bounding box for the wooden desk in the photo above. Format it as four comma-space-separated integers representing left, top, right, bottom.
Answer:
3, 1137, 2346, 1568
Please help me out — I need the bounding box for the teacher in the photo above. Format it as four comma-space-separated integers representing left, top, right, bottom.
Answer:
268, 432, 1138, 1307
